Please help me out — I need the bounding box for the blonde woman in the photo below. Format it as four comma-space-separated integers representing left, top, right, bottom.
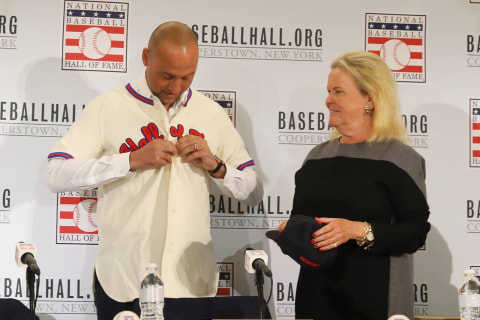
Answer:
280, 51, 430, 319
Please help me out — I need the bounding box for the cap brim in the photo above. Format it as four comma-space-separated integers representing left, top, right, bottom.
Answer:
265, 215, 337, 269
265, 230, 280, 241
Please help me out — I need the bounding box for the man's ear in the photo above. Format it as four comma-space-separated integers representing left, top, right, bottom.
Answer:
142, 48, 149, 67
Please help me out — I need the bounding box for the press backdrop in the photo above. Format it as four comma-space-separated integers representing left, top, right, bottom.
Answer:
1, 0, 480, 319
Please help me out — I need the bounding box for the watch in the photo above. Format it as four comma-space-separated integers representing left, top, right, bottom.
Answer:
208, 155, 225, 175
357, 222, 374, 249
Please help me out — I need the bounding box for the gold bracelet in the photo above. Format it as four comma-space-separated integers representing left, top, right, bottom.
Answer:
356, 222, 374, 249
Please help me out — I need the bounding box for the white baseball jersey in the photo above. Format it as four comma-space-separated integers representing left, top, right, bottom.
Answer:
48, 76, 257, 301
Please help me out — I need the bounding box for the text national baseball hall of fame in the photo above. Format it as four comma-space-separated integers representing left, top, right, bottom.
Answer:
365, 13, 426, 83
62, 0, 129, 72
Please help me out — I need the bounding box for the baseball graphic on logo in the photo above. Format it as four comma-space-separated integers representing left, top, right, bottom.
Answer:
78, 27, 111, 59
380, 39, 411, 71
73, 199, 98, 233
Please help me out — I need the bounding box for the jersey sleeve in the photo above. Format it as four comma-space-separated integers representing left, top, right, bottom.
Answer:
214, 110, 255, 171
48, 93, 108, 161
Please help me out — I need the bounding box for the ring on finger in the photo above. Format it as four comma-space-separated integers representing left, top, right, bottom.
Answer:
333, 242, 337, 248
194, 143, 198, 152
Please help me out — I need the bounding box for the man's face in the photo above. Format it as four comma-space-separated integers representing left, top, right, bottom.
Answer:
143, 42, 198, 108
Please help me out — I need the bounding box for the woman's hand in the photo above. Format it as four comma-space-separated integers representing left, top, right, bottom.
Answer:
311, 217, 365, 251
276, 220, 288, 232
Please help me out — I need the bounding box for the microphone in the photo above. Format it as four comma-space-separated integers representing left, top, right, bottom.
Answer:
15, 242, 41, 275
245, 248, 272, 277
113, 311, 140, 320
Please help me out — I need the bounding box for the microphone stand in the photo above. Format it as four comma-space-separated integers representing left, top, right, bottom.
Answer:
26, 267, 38, 320
254, 267, 265, 320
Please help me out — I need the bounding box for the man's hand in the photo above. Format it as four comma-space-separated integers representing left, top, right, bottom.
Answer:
129, 139, 177, 171
176, 135, 225, 177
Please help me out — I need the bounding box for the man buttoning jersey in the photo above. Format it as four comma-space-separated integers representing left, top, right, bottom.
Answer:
46, 21, 263, 320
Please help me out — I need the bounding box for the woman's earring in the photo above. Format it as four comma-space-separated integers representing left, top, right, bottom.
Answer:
365, 104, 372, 114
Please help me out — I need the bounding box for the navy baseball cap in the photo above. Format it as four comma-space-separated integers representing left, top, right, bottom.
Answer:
266, 215, 337, 269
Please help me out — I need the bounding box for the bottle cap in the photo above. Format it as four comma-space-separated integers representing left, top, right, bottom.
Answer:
465, 269, 477, 275
147, 262, 157, 270
113, 311, 140, 320
388, 315, 409, 320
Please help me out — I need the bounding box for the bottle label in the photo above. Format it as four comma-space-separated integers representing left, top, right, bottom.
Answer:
459, 294, 480, 308
140, 286, 164, 303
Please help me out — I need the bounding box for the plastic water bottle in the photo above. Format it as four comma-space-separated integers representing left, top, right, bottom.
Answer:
140, 263, 164, 320
459, 269, 480, 320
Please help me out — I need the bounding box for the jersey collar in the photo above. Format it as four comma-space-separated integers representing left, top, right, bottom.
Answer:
126, 75, 192, 108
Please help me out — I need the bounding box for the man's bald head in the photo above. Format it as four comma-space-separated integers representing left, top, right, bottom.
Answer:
147, 21, 198, 52
142, 21, 199, 109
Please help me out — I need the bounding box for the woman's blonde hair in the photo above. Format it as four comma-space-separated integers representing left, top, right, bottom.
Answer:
329, 51, 407, 143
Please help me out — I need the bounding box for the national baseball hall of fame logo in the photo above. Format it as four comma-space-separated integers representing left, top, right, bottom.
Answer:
198, 91, 237, 126
366, 13, 426, 83
216, 262, 234, 296
62, 0, 129, 72
56, 189, 99, 245
470, 99, 480, 167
